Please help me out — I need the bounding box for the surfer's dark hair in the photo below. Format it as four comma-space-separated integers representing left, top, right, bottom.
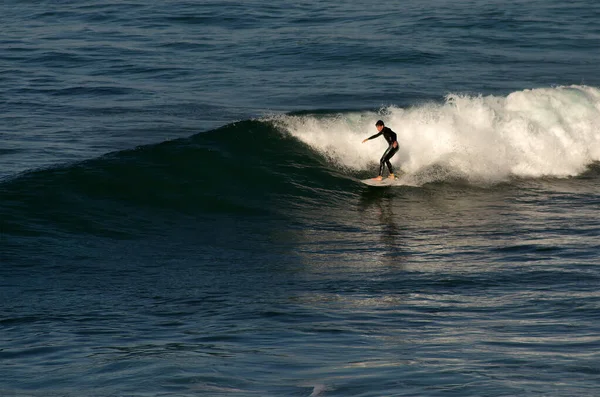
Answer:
375, 120, 384, 126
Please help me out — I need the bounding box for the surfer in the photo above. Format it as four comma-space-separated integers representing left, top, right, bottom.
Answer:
362, 120, 399, 180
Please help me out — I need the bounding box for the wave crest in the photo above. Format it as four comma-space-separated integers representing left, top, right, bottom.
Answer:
272, 85, 600, 183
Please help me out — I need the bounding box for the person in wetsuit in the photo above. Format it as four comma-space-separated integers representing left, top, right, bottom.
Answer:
362, 120, 399, 180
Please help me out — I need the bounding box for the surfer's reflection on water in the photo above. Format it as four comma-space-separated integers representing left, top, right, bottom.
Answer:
357, 188, 409, 268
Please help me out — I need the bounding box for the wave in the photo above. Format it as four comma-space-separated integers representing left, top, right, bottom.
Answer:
273, 85, 600, 184
0, 120, 352, 238
2, 85, 599, 237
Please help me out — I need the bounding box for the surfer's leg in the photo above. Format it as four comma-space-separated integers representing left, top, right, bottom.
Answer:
381, 146, 398, 177
378, 149, 390, 177
386, 159, 394, 175
379, 146, 393, 176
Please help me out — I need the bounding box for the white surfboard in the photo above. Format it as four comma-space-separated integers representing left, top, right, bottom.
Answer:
361, 178, 396, 186
360, 177, 419, 187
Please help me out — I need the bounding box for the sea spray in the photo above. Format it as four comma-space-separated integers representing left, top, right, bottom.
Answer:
272, 85, 600, 184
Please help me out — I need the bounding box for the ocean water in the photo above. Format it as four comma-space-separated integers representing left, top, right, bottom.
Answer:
1, 1, 600, 396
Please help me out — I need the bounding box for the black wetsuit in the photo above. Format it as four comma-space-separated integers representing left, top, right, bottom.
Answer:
366, 126, 399, 176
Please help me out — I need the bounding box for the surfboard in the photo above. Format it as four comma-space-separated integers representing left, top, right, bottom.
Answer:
360, 177, 418, 187
360, 178, 398, 187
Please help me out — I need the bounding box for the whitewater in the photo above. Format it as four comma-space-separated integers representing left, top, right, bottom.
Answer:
274, 85, 600, 184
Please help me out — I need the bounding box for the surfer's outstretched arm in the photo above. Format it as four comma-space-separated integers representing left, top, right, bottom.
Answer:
362, 131, 382, 143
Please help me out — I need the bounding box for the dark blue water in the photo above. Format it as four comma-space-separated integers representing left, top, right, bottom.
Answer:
2, 1, 600, 396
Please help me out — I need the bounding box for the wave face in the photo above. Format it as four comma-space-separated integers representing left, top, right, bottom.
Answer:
274, 85, 600, 183
0, 120, 353, 238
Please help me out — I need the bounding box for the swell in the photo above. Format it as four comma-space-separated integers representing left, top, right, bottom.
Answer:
0, 120, 352, 239
3, 85, 600, 238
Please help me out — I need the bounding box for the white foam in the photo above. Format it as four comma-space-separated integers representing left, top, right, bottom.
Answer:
308, 383, 327, 396
269, 85, 600, 184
